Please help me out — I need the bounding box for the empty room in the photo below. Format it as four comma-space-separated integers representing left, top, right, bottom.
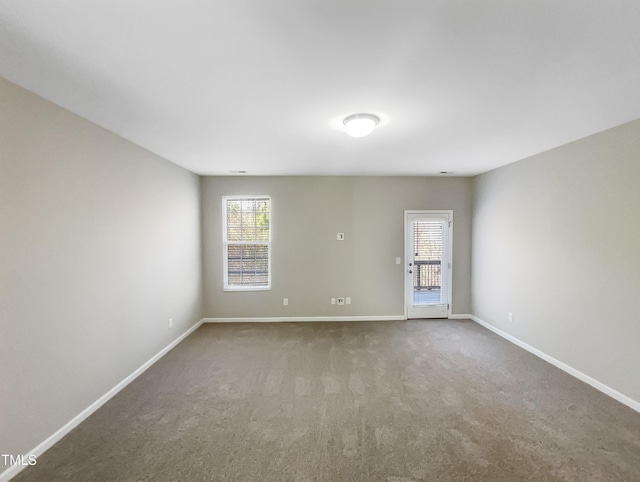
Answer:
1, 2, 639, 481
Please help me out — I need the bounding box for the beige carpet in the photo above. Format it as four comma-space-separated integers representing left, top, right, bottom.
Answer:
13, 320, 640, 481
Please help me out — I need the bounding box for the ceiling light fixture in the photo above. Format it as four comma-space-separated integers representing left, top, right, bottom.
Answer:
343, 113, 380, 138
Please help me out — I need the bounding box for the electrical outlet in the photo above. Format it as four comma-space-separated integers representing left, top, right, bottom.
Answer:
168, 318, 173, 329
508, 312, 513, 322
283, 298, 288, 306
331, 298, 336, 305
337, 297, 345, 305
346, 297, 351, 305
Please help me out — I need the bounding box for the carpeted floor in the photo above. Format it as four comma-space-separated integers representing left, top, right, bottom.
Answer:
13, 320, 640, 481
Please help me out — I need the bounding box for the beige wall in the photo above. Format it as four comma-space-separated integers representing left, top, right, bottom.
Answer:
472, 119, 640, 404
0, 78, 203, 467
201, 176, 472, 318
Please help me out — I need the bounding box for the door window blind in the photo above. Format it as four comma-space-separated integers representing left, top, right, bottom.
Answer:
413, 221, 443, 290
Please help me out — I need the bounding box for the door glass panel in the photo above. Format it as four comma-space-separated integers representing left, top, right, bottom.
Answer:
413, 221, 443, 305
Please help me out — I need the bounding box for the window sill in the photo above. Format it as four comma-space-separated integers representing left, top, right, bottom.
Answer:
223, 286, 271, 292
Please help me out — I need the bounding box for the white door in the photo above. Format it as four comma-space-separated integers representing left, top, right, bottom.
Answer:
405, 211, 452, 319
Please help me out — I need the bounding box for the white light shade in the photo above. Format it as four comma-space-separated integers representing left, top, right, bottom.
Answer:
343, 113, 380, 138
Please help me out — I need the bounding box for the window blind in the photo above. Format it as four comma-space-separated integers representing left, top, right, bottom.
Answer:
223, 197, 271, 290
413, 221, 443, 290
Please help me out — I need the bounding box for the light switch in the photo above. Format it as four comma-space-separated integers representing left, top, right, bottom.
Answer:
395, 257, 401, 265
337, 233, 345, 241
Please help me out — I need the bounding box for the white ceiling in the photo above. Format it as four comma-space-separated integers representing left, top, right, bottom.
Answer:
2, 1, 640, 176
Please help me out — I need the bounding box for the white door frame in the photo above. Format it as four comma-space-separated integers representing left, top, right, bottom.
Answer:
404, 210, 453, 320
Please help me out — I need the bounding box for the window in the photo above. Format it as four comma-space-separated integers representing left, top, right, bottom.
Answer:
223, 196, 271, 290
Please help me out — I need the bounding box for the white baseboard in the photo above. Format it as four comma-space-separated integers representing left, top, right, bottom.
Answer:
203, 315, 406, 323
448, 314, 473, 320
469, 315, 640, 414
204, 315, 473, 323
0, 319, 205, 482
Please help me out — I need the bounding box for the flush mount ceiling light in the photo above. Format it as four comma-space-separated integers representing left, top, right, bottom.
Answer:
343, 113, 380, 138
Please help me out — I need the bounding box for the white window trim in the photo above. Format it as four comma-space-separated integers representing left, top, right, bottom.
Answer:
222, 195, 272, 291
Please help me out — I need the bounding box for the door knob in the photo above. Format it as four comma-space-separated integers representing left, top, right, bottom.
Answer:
408, 270, 413, 274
